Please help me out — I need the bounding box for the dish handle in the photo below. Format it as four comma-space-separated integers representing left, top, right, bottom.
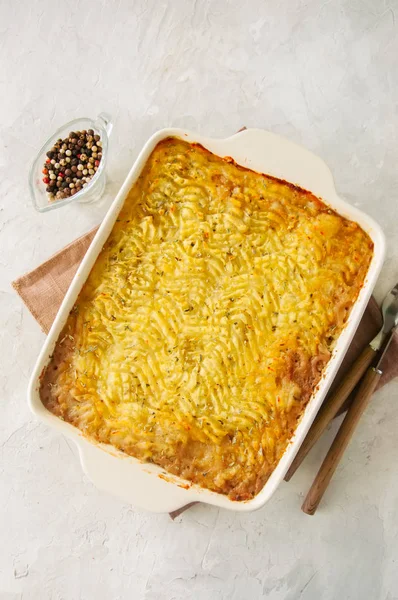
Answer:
75, 437, 197, 513
94, 112, 113, 138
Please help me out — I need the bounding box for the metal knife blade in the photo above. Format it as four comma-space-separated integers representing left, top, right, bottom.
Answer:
374, 326, 397, 374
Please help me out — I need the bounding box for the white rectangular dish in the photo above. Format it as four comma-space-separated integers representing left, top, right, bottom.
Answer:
28, 128, 385, 513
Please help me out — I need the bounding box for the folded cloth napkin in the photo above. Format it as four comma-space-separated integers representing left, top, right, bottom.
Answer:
13, 228, 398, 518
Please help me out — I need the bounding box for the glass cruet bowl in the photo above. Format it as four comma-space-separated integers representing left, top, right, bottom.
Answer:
29, 112, 113, 213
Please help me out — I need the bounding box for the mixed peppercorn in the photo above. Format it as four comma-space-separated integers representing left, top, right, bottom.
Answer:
42, 129, 102, 202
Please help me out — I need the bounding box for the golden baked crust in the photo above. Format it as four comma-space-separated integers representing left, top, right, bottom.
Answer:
40, 137, 373, 500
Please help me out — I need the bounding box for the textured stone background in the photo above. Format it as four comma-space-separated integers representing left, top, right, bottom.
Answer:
1, 1, 398, 599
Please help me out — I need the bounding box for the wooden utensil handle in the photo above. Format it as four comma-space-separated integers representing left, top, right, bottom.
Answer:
284, 344, 376, 482
301, 366, 381, 515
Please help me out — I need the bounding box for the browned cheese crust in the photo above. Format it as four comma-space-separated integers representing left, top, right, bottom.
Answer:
40, 138, 373, 500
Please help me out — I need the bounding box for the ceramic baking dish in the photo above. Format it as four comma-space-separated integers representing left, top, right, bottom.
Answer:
28, 128, 385, 513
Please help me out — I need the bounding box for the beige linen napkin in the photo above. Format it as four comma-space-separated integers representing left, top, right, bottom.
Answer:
12, 228, 398, 518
